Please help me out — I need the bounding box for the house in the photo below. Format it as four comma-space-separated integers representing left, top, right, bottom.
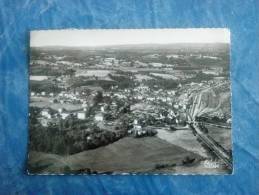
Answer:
166, 97, 171, 102
100, 106, 105, 112
61, 112, 69, 119
137, 95, 143, 100
77, 112, 86, 120
95, 113, 103, 122
58, 108, 64, 113
159, 114, 165, 120
162, 98, 167, 102
133, 125, 142, 131
173, 104, 179, 109
41, 109, 51, 119
147, 97, 155, 101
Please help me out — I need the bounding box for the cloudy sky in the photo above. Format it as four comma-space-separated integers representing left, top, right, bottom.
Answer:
30, 28, 230, 47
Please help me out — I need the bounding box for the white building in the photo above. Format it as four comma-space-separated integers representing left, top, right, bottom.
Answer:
41, 109, 51, 119
77, 112, 86, 120
95, 113, 103, 122
58, 108, 64, 113
137, 96, 143, 100
134, 125, 142, 131
61, 112, 69, 119
166, 97, 171, 102
173, 104, 179, 109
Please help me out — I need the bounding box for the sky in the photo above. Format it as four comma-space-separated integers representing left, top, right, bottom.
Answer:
30, 28, 230, 47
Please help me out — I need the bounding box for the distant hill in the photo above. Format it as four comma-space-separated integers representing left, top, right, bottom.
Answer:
31, 42, 229, 53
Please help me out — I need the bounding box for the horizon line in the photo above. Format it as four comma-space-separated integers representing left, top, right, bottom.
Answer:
31, 42, 230, 48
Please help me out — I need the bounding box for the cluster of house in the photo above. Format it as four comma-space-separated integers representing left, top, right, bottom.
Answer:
105, 84, 178, 106
31, 88, 93, 106
127, 85, 176, 104
34, 83, 192, 130
37, 92, 119, 127
102, 83, 189, 125
38, 105, 106, 127
39, 107, 87, 127
31, 91, 54, 97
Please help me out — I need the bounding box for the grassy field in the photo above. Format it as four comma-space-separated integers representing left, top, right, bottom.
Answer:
28, 136, 202, 174
156, 128, 208, 157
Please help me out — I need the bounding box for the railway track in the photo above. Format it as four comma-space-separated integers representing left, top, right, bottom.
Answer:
190, 122, 232, 170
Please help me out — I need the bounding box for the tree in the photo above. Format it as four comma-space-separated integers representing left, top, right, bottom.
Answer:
94, 91, 103, 103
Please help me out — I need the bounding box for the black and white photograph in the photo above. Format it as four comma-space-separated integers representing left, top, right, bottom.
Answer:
28, 29, 232, 174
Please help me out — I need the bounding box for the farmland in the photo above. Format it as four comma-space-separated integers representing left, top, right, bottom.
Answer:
28, 136, 203, 174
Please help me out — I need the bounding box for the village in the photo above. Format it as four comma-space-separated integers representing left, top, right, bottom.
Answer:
30, 66, 230, 139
